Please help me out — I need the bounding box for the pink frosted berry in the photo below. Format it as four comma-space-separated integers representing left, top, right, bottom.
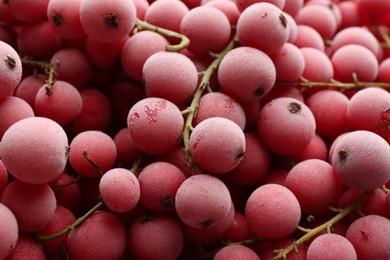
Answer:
67, 211, 126, 260
127, 97, 184, 155
1, 181, 56, 232
99, 168, 140, 213
69, 130, 117, 178
214, 244, 260, 260
0, 117, 68, 184
175, 174, 232, 229
331, 130, 390, 190
237, 2, 289, 54
307, 234, 357, 260
138, 162, 186, 212
245, 183, 301, 240
79, 0, 137, 43
346, 215, 390, 259
0, 203, 18, 260
0, 40, 22, 98
257, 97, 316, 155
190, 117, 246, 174
218, 46, 276, 103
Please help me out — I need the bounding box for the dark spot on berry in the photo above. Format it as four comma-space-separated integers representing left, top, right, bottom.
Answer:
235, 148, 245, 159
287, 102, 301, 113
338, 150, 348, 162
141, 214, 153, 224
361, 230, 369, 238
254, 86, 265, 97
3, 0, 9, 5
199, 218, 214, 228
53, 13, 63, 25
279, 13, 287, 28
160, 197, 174, 208
105, 13, 119, 28
5, 55, 16, 70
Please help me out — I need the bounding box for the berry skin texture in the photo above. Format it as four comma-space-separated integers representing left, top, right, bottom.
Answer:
36, 205, 76, 258
1, 181, 56, 232
128, 213, 184, 260
47, 0, 86, 39
0, 203, 18, 260
270, 42, 305, 83
5, 234, 45, 260
306, 90, 350, 138
189, 117, 246, 174
0, 40, 22, 98
67, 211, 126, 260
121, 31, 169, 82
180, 6, 231, 57
218, 46, 276, 103
347, 87, 390, 132
79, 0, 137, 43
99, 168, 140, 213
193, 92, 246, 130
285, 159, 344, 216
332, 44, 379, 82
237, 2, 289, 54
127, 97, 184, 155
214, 244, 260, 260
307, 234, 357, 260
346, 215, 390, 259
34, 80, 83, 126
0, 117, 68, 184
142, 51, 198, 106
138, 162, 186, 212
0, 96, 34, 140
245, 184, 301, 240
257, 97, 316, 156
50, 48, 93, 88
69, 130, 117, 178
331, 130, 390, 190
175, 174, 232, 229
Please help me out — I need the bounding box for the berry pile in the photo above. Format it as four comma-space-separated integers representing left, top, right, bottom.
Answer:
0, 0, 390, 259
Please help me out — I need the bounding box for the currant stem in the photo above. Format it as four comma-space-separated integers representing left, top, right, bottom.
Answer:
135, 19, 190, 52
51, 175, 81, 191
82, 150, 104, 176
272, 190, 372, 260
374, 24, 390, 49
36, 201, 105, 241
182, 35, 239, 170
20, 56, 59, 95
277, 76, 390, 91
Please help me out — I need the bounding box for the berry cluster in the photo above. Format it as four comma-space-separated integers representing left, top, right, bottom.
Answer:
0, 0, 390, 259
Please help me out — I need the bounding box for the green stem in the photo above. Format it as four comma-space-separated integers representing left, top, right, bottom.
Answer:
277, 75, 390, 91
20, 56, 58, 95
272, 191, 372, 260
51, 175, 81, 191
182, 35, 239, 170
82, 150, 104, 176
36, 201, 104, 241
135, 19, 190, 52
